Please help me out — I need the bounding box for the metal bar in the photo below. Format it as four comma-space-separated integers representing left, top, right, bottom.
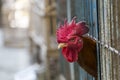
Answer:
88, 0, 93, 36
67, 0, 71, 21
67, 0, 75, 80
93, 0, 101, 79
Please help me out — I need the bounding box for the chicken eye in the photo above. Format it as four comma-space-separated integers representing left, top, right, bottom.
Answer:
69, 39, 75, 42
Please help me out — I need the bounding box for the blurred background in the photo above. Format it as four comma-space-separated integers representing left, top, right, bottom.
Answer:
0, 0, 59, 80
1, 0, 120, 80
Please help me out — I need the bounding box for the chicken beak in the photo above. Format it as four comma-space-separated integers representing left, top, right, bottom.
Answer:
58, 43, 67, 49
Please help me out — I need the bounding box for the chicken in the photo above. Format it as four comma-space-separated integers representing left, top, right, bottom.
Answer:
56, 17, 97, 79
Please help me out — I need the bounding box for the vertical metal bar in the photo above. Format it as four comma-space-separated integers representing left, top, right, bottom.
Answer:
103, 0, 108, 80
83, 0, 86, 21
85, 0, 89, 22
91, 0, 94, 37
115, 0, 119, 79
106, 0, 111, 79
74, 63, 79, 80
66, 0, 74, 80
116, 0, 120, 79
69, 63, 75, 80
110, 0, 115, 79
89, 0, 94, 36
99, 0, 104, 79
67, 0, 71, 20
81, 0, 84, 20
93, 0, 102, 80
83, 0, 87, 22
88, 0, 92, 35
